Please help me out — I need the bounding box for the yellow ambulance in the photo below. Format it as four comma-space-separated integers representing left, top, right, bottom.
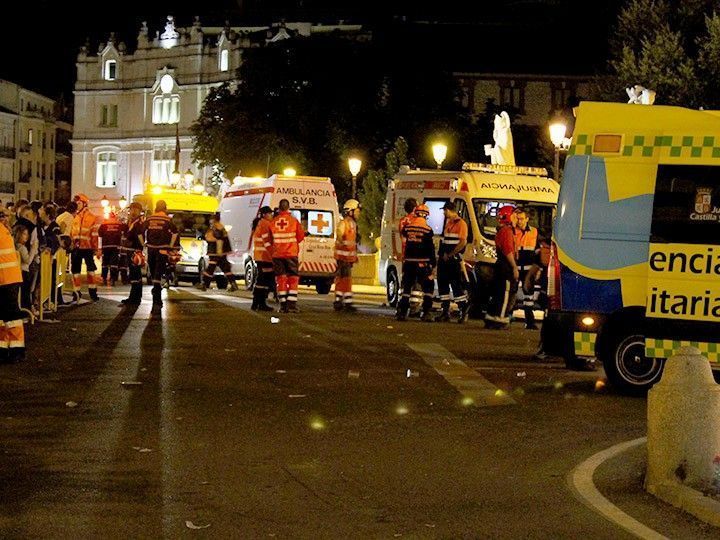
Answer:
545, 101, 720, 392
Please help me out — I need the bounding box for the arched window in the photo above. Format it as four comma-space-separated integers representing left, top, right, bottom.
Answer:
220, 49, 229, 72
104, 60, 117, 81
96, 152, 118, 187
152, 74, 180, 124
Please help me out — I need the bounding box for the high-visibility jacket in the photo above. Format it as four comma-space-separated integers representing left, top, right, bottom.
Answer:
123, 218, 145, 251
0, 224, 22, 285
144, 211, 177, 249
71, 209, 99, 250
98, 218, 127, 249
205, 223, 232, 256
334, 216, 358, 263
515, 225, 538, 272
253, 218, 273, 263
398, 213, 413, 261
402, 215, 435, 266
439, 216, 468, 256
269, 211, 305, 259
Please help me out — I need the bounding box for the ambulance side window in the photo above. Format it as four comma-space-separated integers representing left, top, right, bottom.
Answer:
454, 199, 473, 243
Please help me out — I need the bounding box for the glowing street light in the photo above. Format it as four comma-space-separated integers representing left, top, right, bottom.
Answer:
192, 181, 204, 194
283, 167, 297, 177
183, 169, 194, 188
549, 122, 568, 181
432, 143, 447, 169
100, 195, 109, 208
118, 196, 128, 210
348, 157, 362, 199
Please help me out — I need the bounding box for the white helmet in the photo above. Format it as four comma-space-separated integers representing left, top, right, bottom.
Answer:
343, 199, 361, 213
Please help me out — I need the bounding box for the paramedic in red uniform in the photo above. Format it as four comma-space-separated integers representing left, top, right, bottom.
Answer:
436, 200, 469, 323
485, 205, 519, 328
0, 218, 25, 363
268, 199, 305, 313
334, 199, 361, 312
251, 206, 275, 311
396, 204, 436, 322
97, 211, 127, 286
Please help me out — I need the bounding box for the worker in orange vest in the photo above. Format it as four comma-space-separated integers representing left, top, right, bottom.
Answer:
70, 193, 100, 302
0, 219, 25, 363
436, 200, 469, 323
398, 198, 422, 315
514, 207, 540, 329
268, 199, 305, 313
97, 211, 127, 286
396, 204, 436, 322
334, 199, 361, 312
251, 206, 275, 311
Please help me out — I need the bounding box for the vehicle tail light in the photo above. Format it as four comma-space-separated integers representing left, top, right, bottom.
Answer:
547, 241, 561, 310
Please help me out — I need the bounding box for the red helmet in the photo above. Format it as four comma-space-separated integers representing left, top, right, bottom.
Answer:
414, 204, 430, 217
497, 205, 516, 225
73, 193, 89, 205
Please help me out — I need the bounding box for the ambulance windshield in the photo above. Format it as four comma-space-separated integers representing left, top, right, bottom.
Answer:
473, 199, 553, 241
290, 209, 334, 237
170, 211, 211, 239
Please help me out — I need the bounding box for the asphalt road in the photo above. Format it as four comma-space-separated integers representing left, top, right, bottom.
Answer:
0, 285, 717, 538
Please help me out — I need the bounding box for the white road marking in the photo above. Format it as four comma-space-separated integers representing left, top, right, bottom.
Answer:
407, 343, 515, 407
569, 437, 667, 540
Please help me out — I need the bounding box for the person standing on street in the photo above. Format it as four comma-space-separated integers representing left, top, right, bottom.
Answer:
97, 212, 126, 287
120, 202, 145, 306
485, 205, 519, 328
436, 201, 469, 323
0, 218, 25, 363
251, 206, 275, 311
268, 199, 305, 313
396, 203, 436, 322
398, 198, 422, 315
144, 200, 178, 311
334, 199, 361, 312
514, 208, 540, 329
70, 193, 100, 302
201, 212, 239, 292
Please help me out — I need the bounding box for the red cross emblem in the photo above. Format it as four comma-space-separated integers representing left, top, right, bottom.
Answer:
311, 214, 329, 232
275, 218, 289, 231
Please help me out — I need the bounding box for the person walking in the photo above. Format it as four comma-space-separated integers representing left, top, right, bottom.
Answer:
97, 212, 126, 286
396, 204, 436, 322
484, 205, 519, 328
0, 219, 25, 363
120, 202, 145, 306
436, 201, 469, 323
514, 208, 540, 329
250, 206, 275, 311
268, 199, 305, 313
333, 199, 361, 312
70, 193, 100, 302
201, 212, 239, 292
144, 200, 178, 311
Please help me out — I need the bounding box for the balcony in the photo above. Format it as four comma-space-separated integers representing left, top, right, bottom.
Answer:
0, 181, 14, 194
0, 147, 15, 159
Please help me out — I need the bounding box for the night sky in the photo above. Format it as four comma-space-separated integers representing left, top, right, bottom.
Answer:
2, 0, 624, 99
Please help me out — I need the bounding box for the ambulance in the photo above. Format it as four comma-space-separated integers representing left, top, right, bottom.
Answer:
219, 174, 339, 293
132, 187, 218, 285
544, 101, 720, 392
379, 163, 559, 312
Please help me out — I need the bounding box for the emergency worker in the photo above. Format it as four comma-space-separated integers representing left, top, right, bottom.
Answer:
334, 199, 361, 312
201, 212, 239, 292
70, 193, 100, 302
436, 201, 469, 323
398, 198, 422, 314
120, 202, 145, 306
144, 200, 178, 310
251, 206, 275, 311
268, 199, 305, 313
485, 205, 519, 328
514, 208, 540, 329
98, 212, 127, 286
396, 204, 436, 322
0, 219, 24, 363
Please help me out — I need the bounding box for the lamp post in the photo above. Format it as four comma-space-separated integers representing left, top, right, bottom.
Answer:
348, 157, 362, 199
100, 195, 109, 208
283, 167, 297, 177
432, 143, 447, 169
118, 196, 128, 210
549, 122, 567, 181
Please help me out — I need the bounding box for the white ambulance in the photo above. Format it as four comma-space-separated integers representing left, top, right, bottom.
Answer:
220, 174, 340, 294
379, 163, 559, 312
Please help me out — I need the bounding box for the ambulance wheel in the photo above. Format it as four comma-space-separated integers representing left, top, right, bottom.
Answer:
315, 279, 332, 295
386, 267, 399, 307
600, 331, 664, 394
244, 260, 257, 290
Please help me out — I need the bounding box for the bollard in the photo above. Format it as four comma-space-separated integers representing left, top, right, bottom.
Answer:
646, 346, 720, 493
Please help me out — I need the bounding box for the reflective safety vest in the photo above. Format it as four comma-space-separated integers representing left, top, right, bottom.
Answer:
253, 218, 272, 263
269, 211, 305, 259
71, 209, 99, 250
144, 211, 177, 249
0, 224, 22, 285
334, 216, 358, 263
439, 216, 468, 256
206, 224, 232, 256
98, 218, 126, 249
515, 226, 538, 272
402, 215, 435, 265
398, 213, 413, 261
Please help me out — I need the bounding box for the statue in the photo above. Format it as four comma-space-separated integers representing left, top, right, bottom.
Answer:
626, 85, 656, 105
484, 111, 516, 166
160, 15, 179, 40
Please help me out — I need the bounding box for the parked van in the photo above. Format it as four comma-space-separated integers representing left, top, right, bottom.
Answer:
379, 163, 559, 312
220, 174, 339, 293
544, 101, 720, 392
133, 187, 218, 284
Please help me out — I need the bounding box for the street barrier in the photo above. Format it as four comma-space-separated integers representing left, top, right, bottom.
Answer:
54, 248, 68, 309
38, 250, 53, 321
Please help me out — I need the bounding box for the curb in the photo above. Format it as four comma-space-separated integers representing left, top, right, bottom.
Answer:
647, 481, 720, 528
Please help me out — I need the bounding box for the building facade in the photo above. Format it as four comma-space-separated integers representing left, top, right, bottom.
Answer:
0, 81, 60, 205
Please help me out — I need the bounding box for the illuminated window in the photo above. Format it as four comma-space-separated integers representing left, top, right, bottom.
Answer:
220, 49, 229, 71
151, 147, 176, 184
96, 152, 117, 187
28, 129, 33, 145
104, 60, 117, 81
152, 75, 180, 124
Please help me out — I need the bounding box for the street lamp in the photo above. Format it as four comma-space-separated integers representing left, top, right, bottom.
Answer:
348, 157, 362, 199
432, 143, 447, 169
100, 195, 109, 208
549, 122, 567, 181
118, 196, 128, 210
192, 181, 204, 194
283, 167, 297, 177
183, 168, 194, 189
